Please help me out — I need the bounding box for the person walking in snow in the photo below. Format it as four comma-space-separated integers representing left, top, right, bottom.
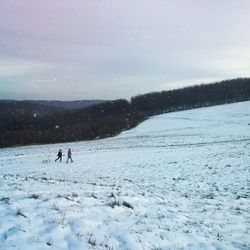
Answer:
66, 148, 73, 163
55, 149, 63, 162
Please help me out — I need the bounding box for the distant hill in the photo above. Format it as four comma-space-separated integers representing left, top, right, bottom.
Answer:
26, 100, 106, 110
0, 100, 64, 117
0, 99, 106, 112
0, 99, 107, 124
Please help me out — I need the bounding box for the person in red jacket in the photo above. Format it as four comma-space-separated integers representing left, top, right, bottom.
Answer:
66, 148, 73, 163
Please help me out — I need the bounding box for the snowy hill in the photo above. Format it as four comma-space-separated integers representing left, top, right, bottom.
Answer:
0, 101, 249, 249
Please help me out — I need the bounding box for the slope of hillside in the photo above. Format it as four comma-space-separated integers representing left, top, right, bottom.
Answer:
0, 101, 249, 249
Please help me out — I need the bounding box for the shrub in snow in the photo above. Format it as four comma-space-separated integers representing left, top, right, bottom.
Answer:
29, 194, 39, 199
16, 208, 27, 218
46, 238, 53, 246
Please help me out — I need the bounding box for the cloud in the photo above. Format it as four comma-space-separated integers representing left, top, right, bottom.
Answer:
0, 58, 53, 77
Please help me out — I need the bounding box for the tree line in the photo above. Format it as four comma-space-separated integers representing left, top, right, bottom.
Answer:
0, 78, 249, 148
131, 78, 250, 115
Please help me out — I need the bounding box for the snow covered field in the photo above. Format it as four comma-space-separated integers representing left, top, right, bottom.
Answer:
0, 101, 249, 250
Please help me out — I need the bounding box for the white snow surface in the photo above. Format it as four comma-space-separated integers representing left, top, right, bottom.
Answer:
0, 101, 249, 250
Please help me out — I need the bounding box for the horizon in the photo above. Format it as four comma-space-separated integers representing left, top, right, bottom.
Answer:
1, 0, 250, 100
0, 77, 248, 102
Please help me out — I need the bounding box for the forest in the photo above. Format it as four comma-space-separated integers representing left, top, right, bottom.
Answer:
0, 78, 249, 148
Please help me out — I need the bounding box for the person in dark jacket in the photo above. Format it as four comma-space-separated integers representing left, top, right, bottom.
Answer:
55, 149, 63, 162
66, 148, 73, 163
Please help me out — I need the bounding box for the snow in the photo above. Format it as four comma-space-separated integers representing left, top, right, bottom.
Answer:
0, 101, 249, 250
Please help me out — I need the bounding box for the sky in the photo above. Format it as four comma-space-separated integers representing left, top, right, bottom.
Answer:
0, 0, 250, 100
